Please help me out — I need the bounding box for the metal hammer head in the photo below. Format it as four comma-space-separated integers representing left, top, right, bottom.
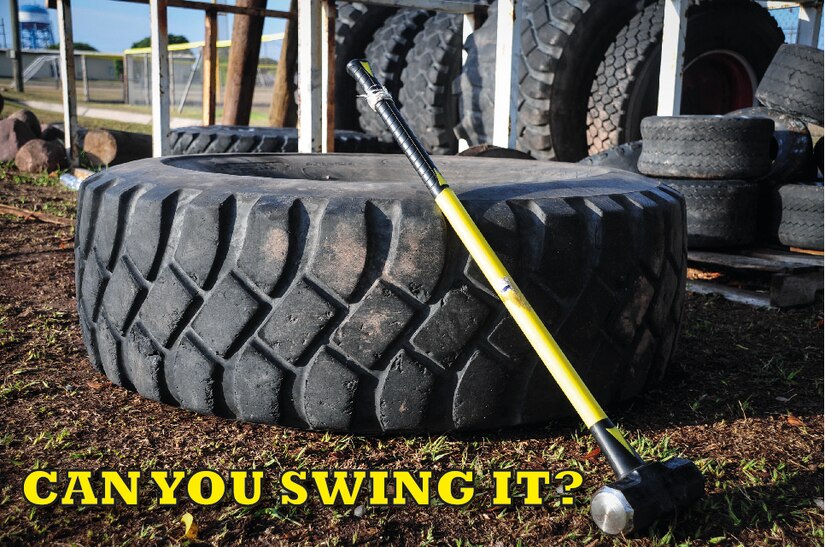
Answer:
590, 458, 704, 535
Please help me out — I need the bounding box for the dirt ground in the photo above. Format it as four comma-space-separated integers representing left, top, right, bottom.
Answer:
0, 170, 822, 546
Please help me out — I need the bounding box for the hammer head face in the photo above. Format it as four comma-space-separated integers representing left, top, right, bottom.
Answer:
591, 458, 704, 535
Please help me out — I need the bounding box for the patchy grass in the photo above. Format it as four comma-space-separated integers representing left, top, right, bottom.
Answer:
0, 168, 821, 545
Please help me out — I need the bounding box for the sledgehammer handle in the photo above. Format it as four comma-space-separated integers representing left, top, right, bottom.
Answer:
348, 59, 644, 478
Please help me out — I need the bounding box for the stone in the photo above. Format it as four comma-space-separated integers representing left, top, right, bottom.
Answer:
0, 118, 35, 162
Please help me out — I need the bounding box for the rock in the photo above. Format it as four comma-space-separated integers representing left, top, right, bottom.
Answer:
41, 123, 65, 142
0, 118, 36, 162
8, 109, 41, 138
14, 139, 68, 173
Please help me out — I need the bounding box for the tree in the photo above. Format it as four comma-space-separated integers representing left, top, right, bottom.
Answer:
130, 34, 190, 49
47, 42, 97, 51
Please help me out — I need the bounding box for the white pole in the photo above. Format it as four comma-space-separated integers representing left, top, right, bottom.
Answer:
150, 0, 170, 157
298, 0, 322, 153
656, 0, 688, 116
457, 10, 476, 152
492, 0, 521, 149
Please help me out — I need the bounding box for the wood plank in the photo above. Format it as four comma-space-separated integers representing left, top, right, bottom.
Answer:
688, 250, 822, 274
744, 248, 824, 267
202, 9, 218, 126
353, 0, 479, 14
687, 280, 772, 309
113, 0, 294, 19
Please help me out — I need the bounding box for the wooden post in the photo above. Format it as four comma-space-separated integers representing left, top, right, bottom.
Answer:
656, 0, 688, 116
298, 0, 323, 152
492, 0, 521, 149
150, 0, 170, 156
57, 0, 78, 165
123, 53, 129, 103
268, 0, 297, 127
203, 9, 218, 125
10, 0, 23, 92
81, 54, 90, 101
221, 0, 266, 125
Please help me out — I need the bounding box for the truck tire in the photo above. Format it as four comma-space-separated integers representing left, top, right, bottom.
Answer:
773, 183, 824, 251
456, 0, 654, 161
75, 154, 687, 433
169, 126, 380, 155
587, 0, 783, 155
663, 179, 758, 248
577, 141, 643, 174
638, 116, 774, 179
333, 2, 396, 130
399, 13, 463, 154
727, 107, 815, 185
356, 9, 431, 143
756, 44, 824, 126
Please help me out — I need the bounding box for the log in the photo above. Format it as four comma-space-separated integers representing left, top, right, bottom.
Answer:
15, 139, 68, 173
82, 129, 152, 167
221, 0, 267, 125
268, 0, 298, 127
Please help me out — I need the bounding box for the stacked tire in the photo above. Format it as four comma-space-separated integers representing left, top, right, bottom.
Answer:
756, 44, 824, 251
636, 116, 773, 248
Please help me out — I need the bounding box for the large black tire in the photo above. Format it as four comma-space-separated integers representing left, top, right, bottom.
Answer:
399, 13, 463, 155
664, 179, 758, 248
756, 44, 824, 126
333, 3, 396, 130
356, 9, 431, 143
169, 126, 380, 155
773, 183, 824, 251
638, 116, 774, 179
456, 0, 654, 161
586, 0, 784, 155
727, 107, 815, 185
577, 141, 643, 175
75, 154, 687, 433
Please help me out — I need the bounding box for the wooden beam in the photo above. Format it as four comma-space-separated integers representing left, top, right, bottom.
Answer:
10, 0, 23, 92
298, 0, 322, 152
57, 0, 78, 165
457, 10, 477, 152
81, 54, 90, 101
351, 0, 479, 14
269, 0, 298, 127
656, 0, 688, 116
492, 0, 521, 148
221, 0, 266, 126
202, 9, 218, 125
150, 0, 170, 156
113, 0, 293, 19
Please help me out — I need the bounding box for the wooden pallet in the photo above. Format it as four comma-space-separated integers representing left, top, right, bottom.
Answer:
686, 248, 823, 309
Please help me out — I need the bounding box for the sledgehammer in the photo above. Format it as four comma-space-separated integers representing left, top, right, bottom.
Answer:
348, 59, 703, 534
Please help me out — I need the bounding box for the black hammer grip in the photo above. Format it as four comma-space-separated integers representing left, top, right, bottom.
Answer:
346, 59, 445, 196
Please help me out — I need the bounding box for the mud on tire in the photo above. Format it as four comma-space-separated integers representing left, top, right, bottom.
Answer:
75, 155, 687, 433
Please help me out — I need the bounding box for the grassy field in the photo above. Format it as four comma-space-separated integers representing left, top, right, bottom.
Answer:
0, 168, 822, 545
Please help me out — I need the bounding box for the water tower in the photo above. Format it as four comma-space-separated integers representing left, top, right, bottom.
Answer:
19, 4, 54, 50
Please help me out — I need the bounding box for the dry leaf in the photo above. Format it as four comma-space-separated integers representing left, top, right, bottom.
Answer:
181, 512, 199, 540
86, 380, 104, 390
787, 414, 805, 427
582, 447, 601, 461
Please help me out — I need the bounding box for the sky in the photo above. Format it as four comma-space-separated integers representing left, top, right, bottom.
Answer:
1, 0, 289, 53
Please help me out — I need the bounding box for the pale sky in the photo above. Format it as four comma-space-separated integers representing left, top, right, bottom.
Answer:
1, 0, 289, 53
